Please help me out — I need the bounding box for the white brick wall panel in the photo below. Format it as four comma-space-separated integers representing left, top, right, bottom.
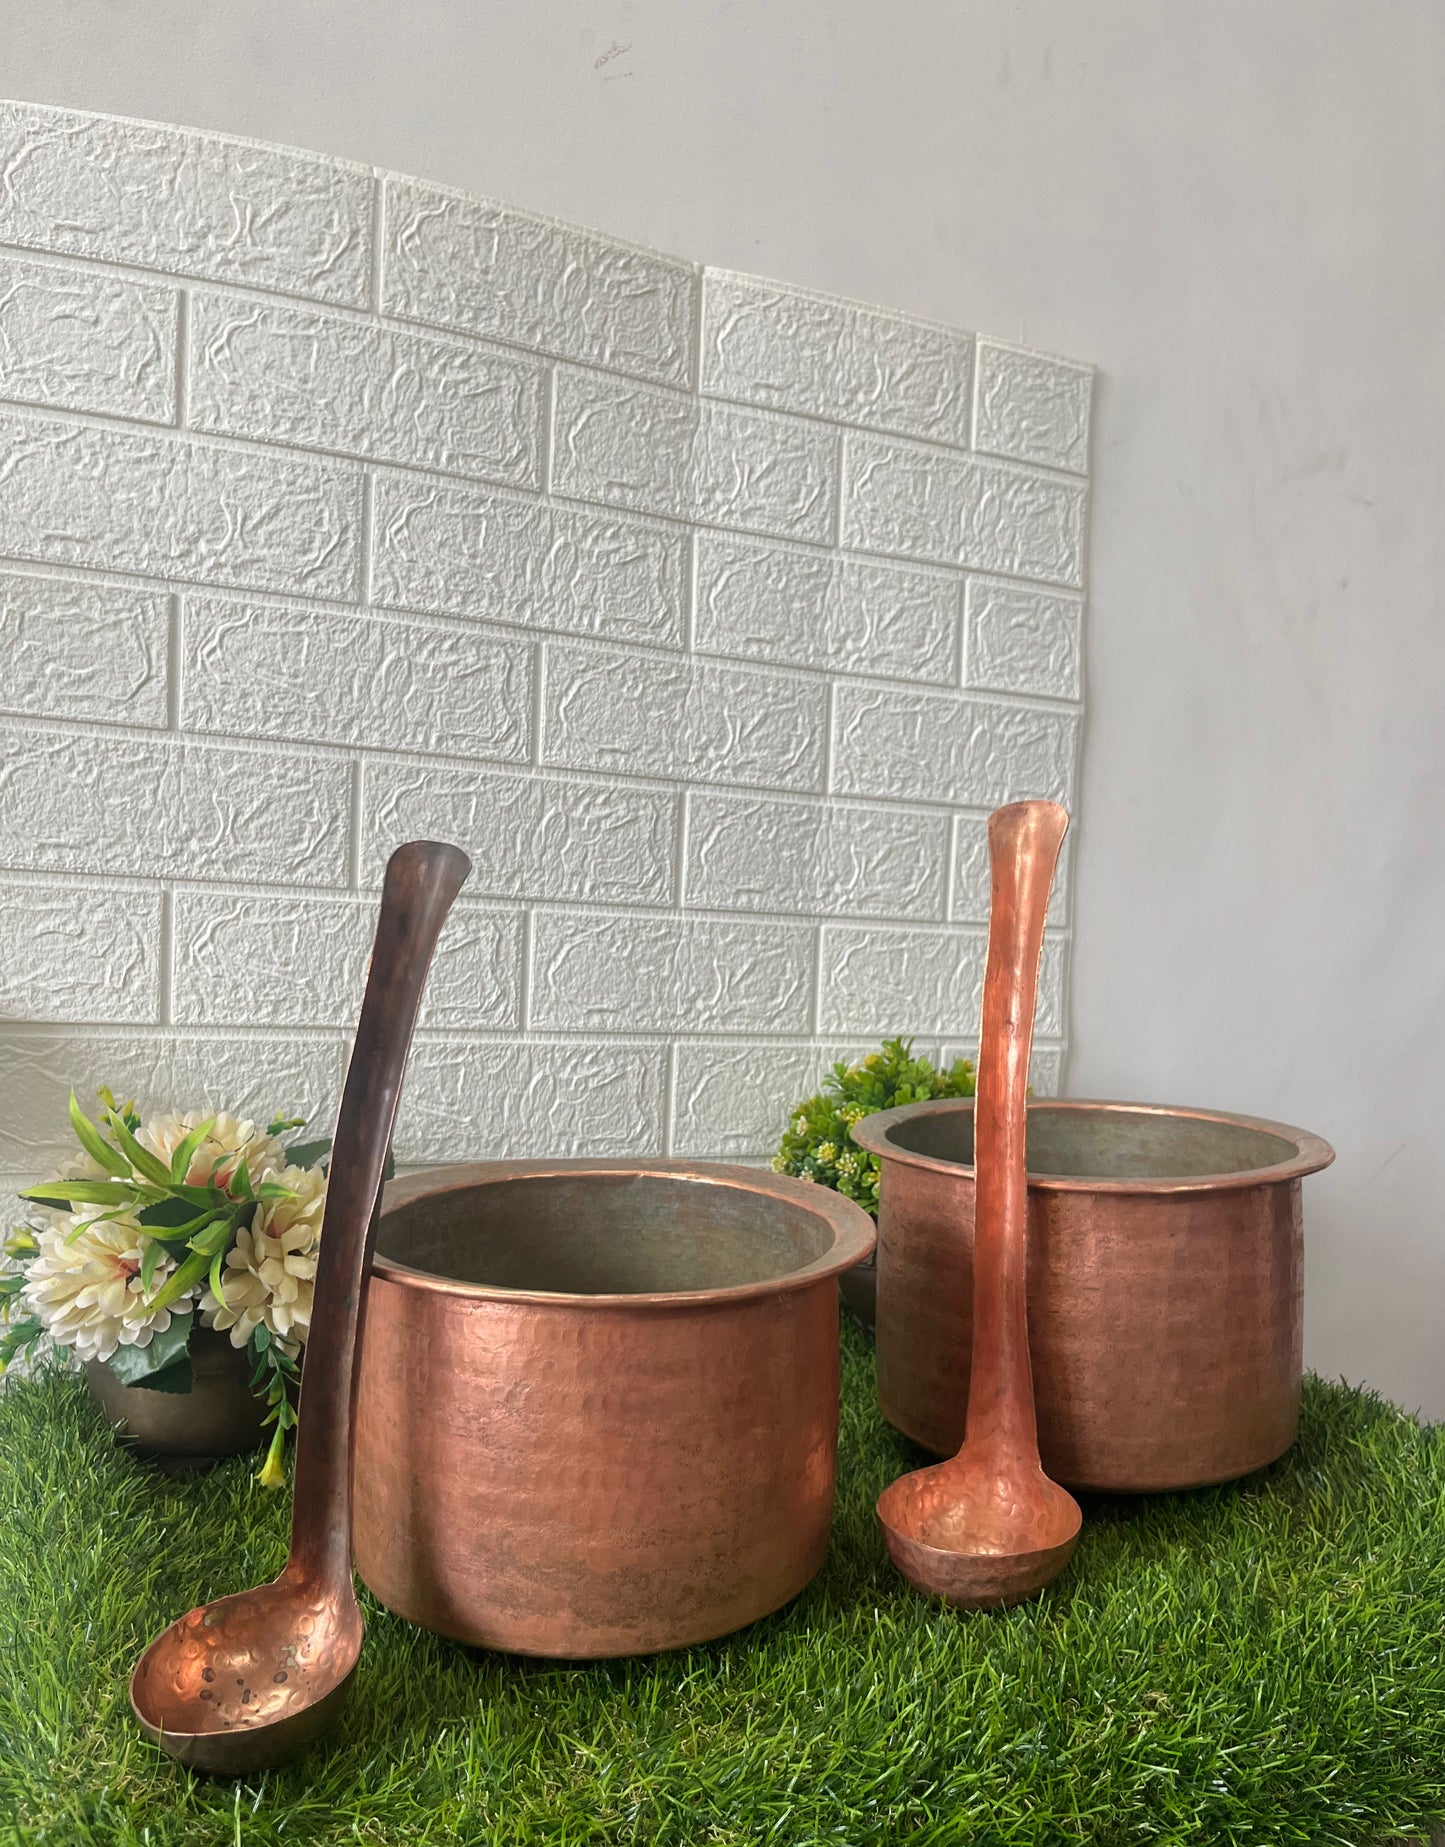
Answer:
965, 579, 1083, 701
397, 1039, 666, 1163
686, 789, 948, 921
0, 102, 372, 306
362, 762, 676, 906
0, 409, 360, 598
382, 178, 695, 387
541, 643, 826, 793
370, 474, 686, 647
953, 817, 1072, 928
0, 726, 351, 885
171, 892, 520, 1030
0, 108, 1091, 1171
701, 270, 973, 446
0, 571, 168, 728
530, 912, 814, 1035
820, 925, 988, 1039
975, 341, 1092, 474
553, 368, 837, 543
0, 1029, 344, 1172
181, 597, 531, 763
693, 532, 959, 683
843, 434, 1086, 586
833, 683, 1078, 808
0, 254, 178, 422
190, 296, 542, 486
0, 880, 161, 1023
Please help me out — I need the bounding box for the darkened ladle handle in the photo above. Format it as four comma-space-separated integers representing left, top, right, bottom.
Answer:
287, 840, 471, 1592
964, 801, 1068, 1462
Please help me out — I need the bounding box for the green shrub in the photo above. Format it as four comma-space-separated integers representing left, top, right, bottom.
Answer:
772, 1036, 976, 1217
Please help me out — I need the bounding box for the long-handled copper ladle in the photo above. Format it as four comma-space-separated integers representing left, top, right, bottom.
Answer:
877, 799, 1080, 1608
130, 839, 472, 1771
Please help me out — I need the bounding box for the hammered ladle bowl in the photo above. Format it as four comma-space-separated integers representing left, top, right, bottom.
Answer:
129, 839, 471, 1771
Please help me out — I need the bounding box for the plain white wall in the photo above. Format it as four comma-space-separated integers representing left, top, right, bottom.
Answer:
3, 0, 1442, 1415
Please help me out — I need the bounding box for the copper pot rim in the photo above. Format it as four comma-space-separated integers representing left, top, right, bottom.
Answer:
849, 1097, 1335, 1195
371, 1158, 877, 1309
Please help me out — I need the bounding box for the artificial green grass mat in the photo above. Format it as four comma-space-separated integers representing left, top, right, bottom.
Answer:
2, 1326, 1445, 1847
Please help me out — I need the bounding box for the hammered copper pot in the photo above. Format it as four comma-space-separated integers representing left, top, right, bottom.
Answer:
352, 1159, 876, 1658
852, 1099, 1334, 1493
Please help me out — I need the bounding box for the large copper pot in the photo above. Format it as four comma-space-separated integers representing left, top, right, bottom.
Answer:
352, 1160, 875, 1657
852, 1099, 1334, 1492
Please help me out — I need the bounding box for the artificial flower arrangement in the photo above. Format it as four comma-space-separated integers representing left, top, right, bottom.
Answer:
0, 1089, 332, 1487
772, 1037, 977, 1216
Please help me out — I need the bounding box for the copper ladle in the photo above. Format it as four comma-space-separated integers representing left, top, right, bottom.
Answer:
876, 800, 1081, 1608
130, 839, 472, 1772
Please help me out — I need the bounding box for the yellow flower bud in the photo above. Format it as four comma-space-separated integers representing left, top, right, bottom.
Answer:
256, 1428, 287, 1491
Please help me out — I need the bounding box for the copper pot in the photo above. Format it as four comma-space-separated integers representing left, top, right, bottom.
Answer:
852, 1099, 1334, 1492
352, 1160, 875, 1658
87, 1327, 267, 1459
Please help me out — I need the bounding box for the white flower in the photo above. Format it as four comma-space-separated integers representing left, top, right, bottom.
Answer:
138, 1111, 282, 1190
21, 1214, 185, 1365
201, 1165, 326, 1354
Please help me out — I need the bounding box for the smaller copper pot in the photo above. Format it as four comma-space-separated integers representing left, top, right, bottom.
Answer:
353, 1160, 875, 1658
87, 1328, 266, 1459
853, 1099, 1334, 1493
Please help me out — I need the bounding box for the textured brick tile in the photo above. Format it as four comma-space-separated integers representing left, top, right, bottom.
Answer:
833, 683, 1078, 808
0, 725, 351, 885
952, 817, 1072, 927
382, 177, 695, 386
0, 101, 372, 305
0, 571, 168, 728
0, 409, 360, 597
530, 911, 813, 1034
542, 643, 826, 792
701, 271, 972, 445
362, 762, 676, 905
821, 925, 1065, 1039
694, 532, 958, 683
0, 879, 161, 1023
975, 341, 1092, 473
843, 433, 1086, 586
0, 254, 177, 421
672, 1041, 836, 1157
553, 368, 837, 543
965, 579, 1083, 701
172, 892, 520, 1030
182, 597, 531, 763
820, 925, 987, 1038
190, 295, 542, 485
371, 473, 685, 646
687, 790, 947, 920
0, 1029, 344, 1172
397, 1038, 666, 1162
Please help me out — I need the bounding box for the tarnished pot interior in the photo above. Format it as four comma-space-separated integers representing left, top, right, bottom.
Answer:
853, 1100, 1334, 1493
353, 1160, 876, 1658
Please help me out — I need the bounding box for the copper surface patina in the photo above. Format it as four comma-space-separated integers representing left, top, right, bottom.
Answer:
877, 800, 1081, 1607
855, 1103, 1335, 1493
130, 840, 472, 1772
352, 1159, 876, 1658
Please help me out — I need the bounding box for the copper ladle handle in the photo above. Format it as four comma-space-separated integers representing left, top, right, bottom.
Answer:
286, 840, 471, 1591
964, 800, 1068, 1461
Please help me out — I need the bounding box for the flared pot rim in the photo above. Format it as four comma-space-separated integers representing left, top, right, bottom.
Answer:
372, 1157, 877, 1308
848, 1097, 1335, 1195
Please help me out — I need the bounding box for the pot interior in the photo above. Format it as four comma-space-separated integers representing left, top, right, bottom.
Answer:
376, 1171, 837, 1296
887, 1103, 1301, 1181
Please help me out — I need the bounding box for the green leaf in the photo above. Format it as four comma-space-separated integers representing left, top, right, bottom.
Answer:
102, 1110, 172, 1189
229, 1158, 254, 1202
67, 1091, 132, 1178
138, 1237, 168, 1297
137, 1196, 209, 1233
208, 1243, 228, 1306
103, 1309, 193, 1387
255, 1182, 295, 1200
268, 1115, 307, 1138
283, 1137, 331, 1170
167, 1115, 216, 1185
129, 1353, 194, 1395
143, 1246, 211, 1315
20, 1180, 137, 1210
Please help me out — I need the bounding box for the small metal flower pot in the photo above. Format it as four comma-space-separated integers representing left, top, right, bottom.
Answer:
86, 1327, 266, 1458
852, 1098, 1334, 1492
352, 1160, 876, 1658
